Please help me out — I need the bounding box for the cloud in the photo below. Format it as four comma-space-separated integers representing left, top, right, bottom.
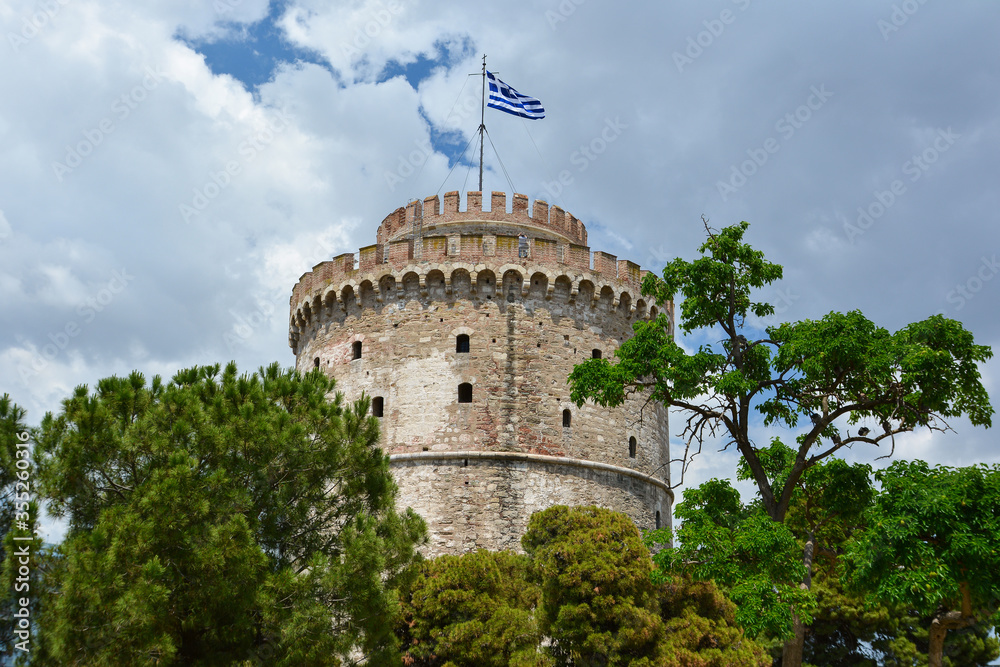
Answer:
1, 0, 998, 521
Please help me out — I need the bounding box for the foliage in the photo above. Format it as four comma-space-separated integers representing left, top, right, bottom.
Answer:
568, 221, 993, 523
650, 478, 812, 640
29, 362, 426, 666
656, 575, 770, 667
522, 505, 766, 666
842, 460, 1000, 666
522, 505, 663, 666
804, 564, 999, 667
396, 549, 550, 667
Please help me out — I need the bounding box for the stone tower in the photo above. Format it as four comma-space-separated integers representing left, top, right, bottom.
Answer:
288, 191, 672, 556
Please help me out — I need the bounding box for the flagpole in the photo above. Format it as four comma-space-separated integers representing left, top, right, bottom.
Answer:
478, 55, 486, 192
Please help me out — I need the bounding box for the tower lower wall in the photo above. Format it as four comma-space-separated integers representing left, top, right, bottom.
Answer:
391, 453, 671, 556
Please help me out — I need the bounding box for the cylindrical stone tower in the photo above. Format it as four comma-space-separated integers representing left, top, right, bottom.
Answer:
288, 191, 672, 556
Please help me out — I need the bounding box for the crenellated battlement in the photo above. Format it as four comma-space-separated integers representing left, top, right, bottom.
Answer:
376, 191, 587, 247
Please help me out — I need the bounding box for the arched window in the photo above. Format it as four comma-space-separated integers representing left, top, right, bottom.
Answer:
352, 341, 362, 360
655, 511, 661, 530
628, 436, 637, 458
372, 396, 384, 418
592, 349, 602, 359
456, 334, 470, 353
562, 409, 571, 428
313, 357, 320, 368
458, 383, 473, 403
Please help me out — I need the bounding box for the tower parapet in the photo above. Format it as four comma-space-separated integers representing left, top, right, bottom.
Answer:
289, 192, 672, 556
376, 191, 587, 247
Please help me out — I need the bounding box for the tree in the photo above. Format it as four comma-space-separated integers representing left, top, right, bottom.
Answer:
522, 505, 664, 666
30, 362, 426, 666
568, 220, 993, 664
656, 575, 771, 667
743, 439, 875, 663
804, 565, 999, 666
651, 476, 811, 642
396, 549, 550, 667
842, 460, 1000, 667
522, 505, 767, 666
397, 507, 765, 666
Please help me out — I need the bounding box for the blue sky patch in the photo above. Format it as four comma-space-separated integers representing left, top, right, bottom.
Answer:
177, 1, 330, 91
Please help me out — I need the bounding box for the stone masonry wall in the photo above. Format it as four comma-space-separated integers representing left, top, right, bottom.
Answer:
290, 192, 673, 555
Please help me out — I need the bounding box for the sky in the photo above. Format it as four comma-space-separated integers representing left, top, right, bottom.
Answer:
2, 0, 999, 537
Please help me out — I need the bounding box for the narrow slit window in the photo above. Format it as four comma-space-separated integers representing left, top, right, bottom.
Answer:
592, 349, 602, 359
655, 511, 661, 530
372, 396, 384, 418
458, 383, 473, 403
352, 341, 362, 360
562, 409, 571, 428
456, 334, 470, 353
628, 436, 637, 458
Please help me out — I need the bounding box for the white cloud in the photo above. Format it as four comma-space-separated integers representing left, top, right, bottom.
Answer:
0, 0, 998, 528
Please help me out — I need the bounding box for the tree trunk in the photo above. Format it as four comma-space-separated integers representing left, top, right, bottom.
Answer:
928, 582, 975, 667
781, 532, 815, 667
782, 612, 806, 667
928, 616, 951, 667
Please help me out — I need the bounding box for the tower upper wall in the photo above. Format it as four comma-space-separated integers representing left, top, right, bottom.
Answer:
291, 192, 644, 320
376, 191, 587, 247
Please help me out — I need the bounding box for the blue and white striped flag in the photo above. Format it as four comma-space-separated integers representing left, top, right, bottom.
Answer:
487, 71, 545, 120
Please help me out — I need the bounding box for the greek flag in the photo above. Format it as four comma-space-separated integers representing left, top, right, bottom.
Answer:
487, 71, 545, 120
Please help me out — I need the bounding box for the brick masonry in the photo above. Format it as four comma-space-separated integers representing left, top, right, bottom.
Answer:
289, 191, 673, 556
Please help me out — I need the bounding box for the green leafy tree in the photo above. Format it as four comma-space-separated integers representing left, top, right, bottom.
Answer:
804, 566, 998, 667
568, 220, 993, 665
523, 505, 665, 666
843, 460, 1000, 667
656, 575, 770, 667
742, 439, 875, 662
30, 362, 426, 666
396, 549, 551, 667
523, 505, 767, 666
653, 477, 812, 641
